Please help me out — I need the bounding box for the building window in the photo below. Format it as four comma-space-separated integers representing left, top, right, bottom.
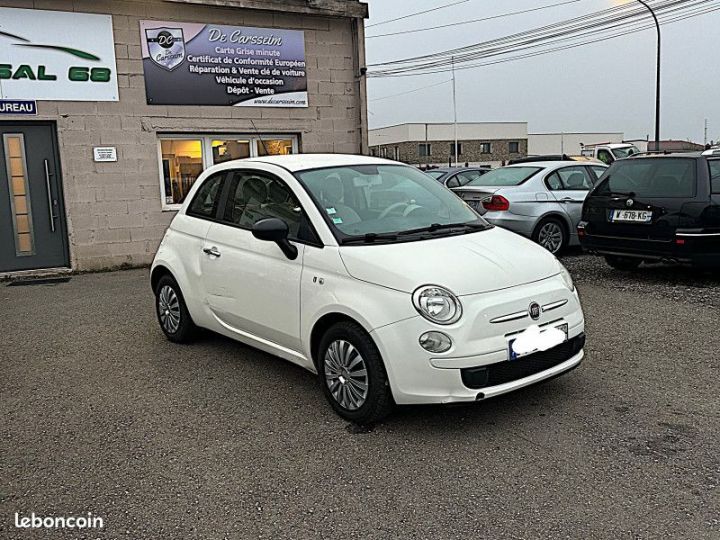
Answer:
158, 134, 298, 210
370, 148, 377, 157
450, 142, 463, 156
160, 139, 204, 206
480, 142, 492, 154
418, 143, 432, 157
393, 146, 400, 161
509, 141, 520, 153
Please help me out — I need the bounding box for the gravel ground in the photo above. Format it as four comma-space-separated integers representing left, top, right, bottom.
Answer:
1, 257, 719, 540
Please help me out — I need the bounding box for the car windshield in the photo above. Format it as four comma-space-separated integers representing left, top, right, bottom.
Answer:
465, 166, 541, 187
295, 164, 488, 242
424, 170, 446, 180
611, 146, 640, 159
595, 158, 697, 198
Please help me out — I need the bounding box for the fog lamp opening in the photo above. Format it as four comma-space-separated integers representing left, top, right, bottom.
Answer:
419, 331, 452, 353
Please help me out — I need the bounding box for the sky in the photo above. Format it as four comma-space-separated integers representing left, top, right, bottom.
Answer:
364, 0, 720, 144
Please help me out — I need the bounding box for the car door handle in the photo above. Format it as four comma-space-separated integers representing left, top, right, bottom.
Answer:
203, 247, 221, 257
559, 197, 574, 203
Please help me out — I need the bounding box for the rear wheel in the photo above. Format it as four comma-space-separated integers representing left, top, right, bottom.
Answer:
318, 322, 394, 425
604, 255, 642, 271
533, 217, 567, 254
154, 275, 197, 343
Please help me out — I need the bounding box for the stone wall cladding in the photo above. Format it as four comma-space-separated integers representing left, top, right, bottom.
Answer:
1, 0, 366, 270
372, 139, 528, 166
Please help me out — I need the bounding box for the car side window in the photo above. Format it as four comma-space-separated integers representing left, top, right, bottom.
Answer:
710, 160, 720, 194
597, 149, 614, 165
187, 172, 226, 219
554, 166, 594, 191
456, 171, 484, 186
546, 172, 563, 191
590, 166, 607, 182
446, 175, 461, 188
221, 170, 312, 242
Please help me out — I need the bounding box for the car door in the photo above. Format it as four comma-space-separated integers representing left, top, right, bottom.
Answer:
200, 166, 314, 356
545, 165, 594, 227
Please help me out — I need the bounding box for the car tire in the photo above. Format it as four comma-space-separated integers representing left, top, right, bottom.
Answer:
533, 217, 567, 255
154, 274, 197, 343
317, 321, 395, 425
604, 255, 642, 271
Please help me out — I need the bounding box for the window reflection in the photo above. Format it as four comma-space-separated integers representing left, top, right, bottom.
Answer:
212, 139, 250, 164
256, 139, 293, 156
160, 139, 203, 205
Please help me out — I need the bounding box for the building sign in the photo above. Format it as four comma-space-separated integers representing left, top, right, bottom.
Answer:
139, 21, 307, 107
93, 147, 117, 162
0, 8, 118, 101
0, 100, 37, 115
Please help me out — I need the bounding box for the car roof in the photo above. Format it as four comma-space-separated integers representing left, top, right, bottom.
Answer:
430, 167, 488, 173
505, 161, 606, 169
232, 153, 398, 172
629, 152, 704, 159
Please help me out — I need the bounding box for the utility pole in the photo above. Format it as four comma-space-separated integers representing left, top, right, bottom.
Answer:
451, 55, 458, 167
705, 118, 708, 146
636, 0, 661, 151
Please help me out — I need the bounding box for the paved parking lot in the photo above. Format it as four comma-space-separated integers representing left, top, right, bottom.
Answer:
1, 253, 719, 539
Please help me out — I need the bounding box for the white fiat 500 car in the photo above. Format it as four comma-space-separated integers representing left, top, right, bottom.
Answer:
151, 154, 585, 424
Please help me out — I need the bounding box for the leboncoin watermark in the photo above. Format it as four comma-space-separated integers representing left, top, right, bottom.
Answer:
14, 512, 104, 530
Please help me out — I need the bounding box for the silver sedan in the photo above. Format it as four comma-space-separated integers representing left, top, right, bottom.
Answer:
452, 161, 607, 254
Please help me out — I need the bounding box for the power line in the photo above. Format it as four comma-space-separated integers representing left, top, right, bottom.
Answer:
367, 0, 584, 39
368, 0, 713, 76
369, 79, 453, 102
369, 1, 719, 77
366, 0, 471, 29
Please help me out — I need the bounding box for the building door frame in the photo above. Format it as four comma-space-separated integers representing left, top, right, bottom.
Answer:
0, 120, 70, 273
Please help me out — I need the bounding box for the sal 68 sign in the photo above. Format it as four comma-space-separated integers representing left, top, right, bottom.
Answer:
0, 64, 112, 83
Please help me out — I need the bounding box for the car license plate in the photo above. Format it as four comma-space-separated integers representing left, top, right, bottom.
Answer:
508, 323, 568, 361
609, 209, 652, 223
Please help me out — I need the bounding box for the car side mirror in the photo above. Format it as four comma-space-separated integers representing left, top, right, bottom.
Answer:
252, 218, 298, 260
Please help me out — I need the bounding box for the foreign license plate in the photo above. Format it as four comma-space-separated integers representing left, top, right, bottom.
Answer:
609, 209, 652, 223
508, 323, 568, 361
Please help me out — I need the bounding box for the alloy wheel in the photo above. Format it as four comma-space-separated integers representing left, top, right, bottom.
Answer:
158, 285, 181, 334
324, 340, 369, 411
538, 222, 564, 253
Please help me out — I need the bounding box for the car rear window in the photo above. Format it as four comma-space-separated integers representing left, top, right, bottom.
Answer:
465, 166, 541, 187
595, 158, 697, 198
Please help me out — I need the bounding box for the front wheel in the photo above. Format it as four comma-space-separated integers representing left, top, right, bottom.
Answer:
604, 255, 642, 271
318, 322, 395, 425
533, 217, 567, 254
154, 275, 197, 343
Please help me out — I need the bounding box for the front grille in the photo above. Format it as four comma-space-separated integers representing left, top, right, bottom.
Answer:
461, 333, 585, 389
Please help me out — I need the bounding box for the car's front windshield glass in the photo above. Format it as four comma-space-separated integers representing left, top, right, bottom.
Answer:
611, 146, 640, 159
465, 166, 541, 187
295, 164, 488, 243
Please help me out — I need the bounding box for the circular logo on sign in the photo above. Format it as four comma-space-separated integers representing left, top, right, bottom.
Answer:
626, 198, 634, 207
529, 302, 541, 320
157, 30, 176, 49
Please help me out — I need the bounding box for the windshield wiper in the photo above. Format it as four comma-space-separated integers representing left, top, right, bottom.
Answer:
397, 222, 488, 236
340, 232, 398, 245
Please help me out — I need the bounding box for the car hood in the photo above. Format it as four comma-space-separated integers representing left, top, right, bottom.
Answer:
338, 227, 561, 296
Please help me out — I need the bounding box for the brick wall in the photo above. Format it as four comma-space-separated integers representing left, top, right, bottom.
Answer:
372, 139, 528, 166
0, 0, 366, 270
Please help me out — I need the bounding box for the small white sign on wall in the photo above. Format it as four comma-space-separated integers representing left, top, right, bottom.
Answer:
93, 147, 117, 162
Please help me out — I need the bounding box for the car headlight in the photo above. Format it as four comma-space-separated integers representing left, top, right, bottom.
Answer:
559, 264, 575, 292
412, 285, 462, 325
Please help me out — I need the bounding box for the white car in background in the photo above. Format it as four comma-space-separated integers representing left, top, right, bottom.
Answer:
452, 161, 607, 254
151, 155, 585, 424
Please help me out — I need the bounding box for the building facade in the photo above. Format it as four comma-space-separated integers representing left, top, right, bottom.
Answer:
368, 123, 528, 168
528, 132, 625, 156
0, 0, 368, 273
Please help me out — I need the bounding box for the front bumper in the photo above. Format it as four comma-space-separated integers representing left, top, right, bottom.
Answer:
370, 275, 585, 405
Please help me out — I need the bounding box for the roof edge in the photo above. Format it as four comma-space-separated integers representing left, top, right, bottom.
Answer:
165, 0, 369, 18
